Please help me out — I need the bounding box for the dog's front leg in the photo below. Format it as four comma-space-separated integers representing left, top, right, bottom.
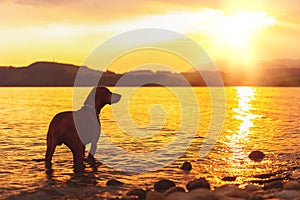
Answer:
87, 139, 98, 166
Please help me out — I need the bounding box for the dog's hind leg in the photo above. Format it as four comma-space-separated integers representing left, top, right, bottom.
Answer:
45, 127, 57, 167
66, 142, 85, 174
45, 144, 56, 167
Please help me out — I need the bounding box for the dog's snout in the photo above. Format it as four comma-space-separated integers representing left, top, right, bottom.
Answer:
111, 93, 121, 104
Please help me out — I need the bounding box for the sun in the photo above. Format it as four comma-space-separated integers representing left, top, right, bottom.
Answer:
200, 11, 276, 66
217, 12, 275, 46
213, 11, 275, 49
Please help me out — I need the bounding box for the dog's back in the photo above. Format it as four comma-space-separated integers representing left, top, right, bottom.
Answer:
47, 111, 76, 147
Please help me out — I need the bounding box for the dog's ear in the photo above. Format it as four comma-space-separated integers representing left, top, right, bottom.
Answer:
84, 87, 97, 106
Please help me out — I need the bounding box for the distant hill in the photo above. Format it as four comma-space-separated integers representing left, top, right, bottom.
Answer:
0, 61, 300, 86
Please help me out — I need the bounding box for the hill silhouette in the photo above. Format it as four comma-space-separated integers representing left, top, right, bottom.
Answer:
0, 61, 300, 86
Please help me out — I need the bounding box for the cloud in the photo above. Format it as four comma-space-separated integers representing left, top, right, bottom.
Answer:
13, 0, 77, 6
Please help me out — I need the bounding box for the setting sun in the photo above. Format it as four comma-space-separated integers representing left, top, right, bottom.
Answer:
213, 11, 276, 48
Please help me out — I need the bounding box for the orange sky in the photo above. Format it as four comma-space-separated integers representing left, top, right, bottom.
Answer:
0, 0, 299, 72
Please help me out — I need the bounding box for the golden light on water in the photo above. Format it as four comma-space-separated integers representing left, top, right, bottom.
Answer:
101, 87, 182, 152
226, 87, 258, 160
1, 87, 300, 198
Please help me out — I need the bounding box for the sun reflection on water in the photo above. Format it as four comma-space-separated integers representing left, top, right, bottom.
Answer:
226, 87, 258, 161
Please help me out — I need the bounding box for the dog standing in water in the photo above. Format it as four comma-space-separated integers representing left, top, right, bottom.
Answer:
45, 87, 121, 173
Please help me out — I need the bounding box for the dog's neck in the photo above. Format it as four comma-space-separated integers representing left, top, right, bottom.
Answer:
83, 103, 106, 115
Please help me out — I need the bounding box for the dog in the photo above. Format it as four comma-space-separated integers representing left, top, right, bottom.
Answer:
45, 87, 121, 173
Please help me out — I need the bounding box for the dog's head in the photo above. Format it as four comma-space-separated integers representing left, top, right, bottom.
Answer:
84, 87, 121, 108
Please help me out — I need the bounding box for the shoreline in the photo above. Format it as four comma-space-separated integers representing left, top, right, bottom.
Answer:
5, 167, 300, 200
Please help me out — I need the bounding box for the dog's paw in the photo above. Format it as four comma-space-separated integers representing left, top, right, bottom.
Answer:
87, 153, 96, 166
45, 162, 52, 168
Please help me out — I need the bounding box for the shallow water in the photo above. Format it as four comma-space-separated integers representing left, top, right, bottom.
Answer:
0, 87, 299, 199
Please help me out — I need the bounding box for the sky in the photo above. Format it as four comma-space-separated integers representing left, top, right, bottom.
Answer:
0, 0, 300, 72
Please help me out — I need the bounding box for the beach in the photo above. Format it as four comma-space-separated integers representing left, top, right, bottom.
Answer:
5, 162, 300, 200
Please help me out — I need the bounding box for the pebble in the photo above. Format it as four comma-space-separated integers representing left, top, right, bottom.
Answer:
106, 179, 124, 186
263, 180, 282, 190
244, 184, 263, 192
164, 186, 185, 196
214, 185, 249, 199
146, 191, 164, 200
283, 180, 300, 190
253, 173, 274, 179
290, 169, 300, 180
222, 176, 237, 182
165, 192, 188, 200
127, 188, 147, 199
186, 178, 210, 191
180, 161, 192, 171
248, 151, 265, 162
165, 189, 218, 200
154, 179, 176, 192
274, 190, 300, 199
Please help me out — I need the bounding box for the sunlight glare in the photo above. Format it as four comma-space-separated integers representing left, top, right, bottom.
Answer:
214, 11, 276, 48
226, 87, 259, 161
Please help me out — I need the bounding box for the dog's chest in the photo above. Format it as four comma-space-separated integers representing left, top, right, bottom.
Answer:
74, 108, 101, 145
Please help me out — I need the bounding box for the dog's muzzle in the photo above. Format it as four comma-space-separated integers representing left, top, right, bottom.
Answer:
111, 93, 121, 104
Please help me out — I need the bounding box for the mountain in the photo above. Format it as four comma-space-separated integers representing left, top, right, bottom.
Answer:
0, 62, 121, 86
0, 61, 300, 86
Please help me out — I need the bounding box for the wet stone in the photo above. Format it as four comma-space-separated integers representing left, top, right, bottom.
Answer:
222, 176, 237, 182
283, 180, 300, 190
164, 186, 185, 196
127, 188, 147, 199
244, 184, 263, 192
166, 189, 218, 200
186, 178, 210, 191
248, 151, 265, 162
274, 190, 300, 199
263, 180, 283, 190
154, 179, 176, 192
180, 161, 192, 171
106, 179, 124, 186
253, 173, 274, 179
214, 185, 249, 199
290, 169, 300, 180
145, 191, 164, 200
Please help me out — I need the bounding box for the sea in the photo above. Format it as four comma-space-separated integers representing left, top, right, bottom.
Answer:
0, 87, 299, 199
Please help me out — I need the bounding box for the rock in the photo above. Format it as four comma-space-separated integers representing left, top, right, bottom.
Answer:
244, 184, 263, 192
180, 161, 192, 171
146, 191, 165, 200
214, 185, 249, 199
263, 180, 282, 190
106, 179, 124, 186
189, 188, 218, 200
248, 151, 265, 162
283, 180, 300, 190
165, 189, 218, 200
165, 192, 188, 200
127, 188, 147, 199
222, 176, 237, 182
248, 193, 264, 200
154, 179, 176, 192
164, 187, 185, 196
186, 178, 210, 191
250, 177, 283, 185
290, 169, 300, 180
253, 173, 274, 179
274, 190, 300, 199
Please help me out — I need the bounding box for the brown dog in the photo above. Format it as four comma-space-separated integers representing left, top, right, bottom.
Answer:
45, 87, 121, 173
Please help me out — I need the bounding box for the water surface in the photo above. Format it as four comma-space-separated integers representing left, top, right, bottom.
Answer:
0, 87, 299, 199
